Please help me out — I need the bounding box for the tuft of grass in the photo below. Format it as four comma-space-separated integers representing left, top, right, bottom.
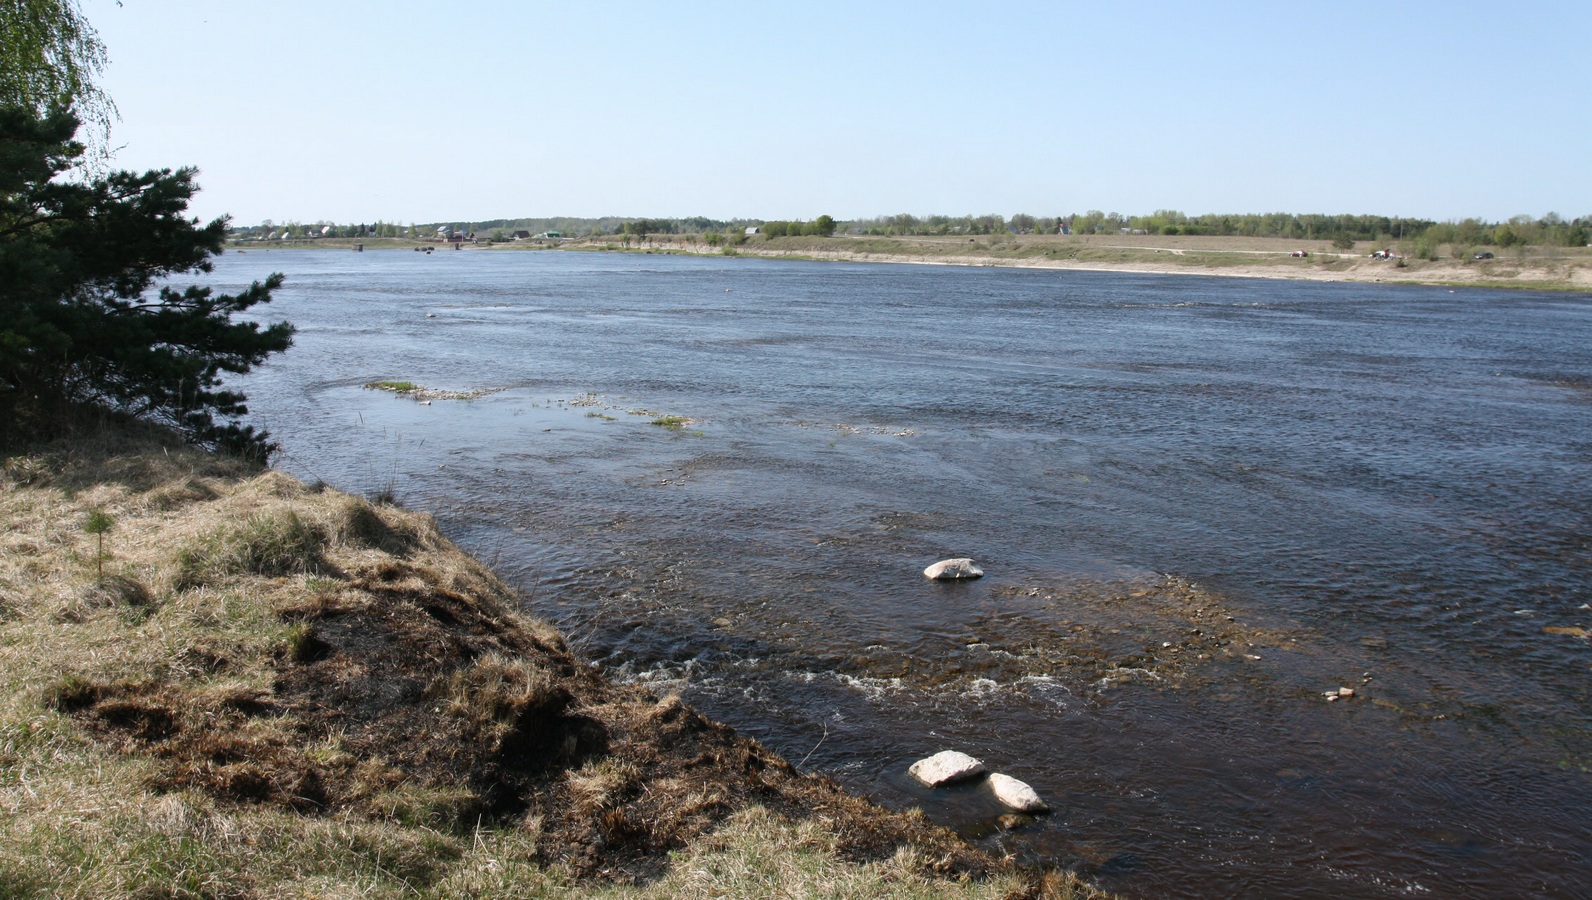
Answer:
339, 496, 417, 555
369, 784, 485, 833
649, 415, 690, 431
174, 512, 326, 590
440, 653, 569, 756
283, 622, 327, 663
59, 574, 154, 623
42, 672, 101, 711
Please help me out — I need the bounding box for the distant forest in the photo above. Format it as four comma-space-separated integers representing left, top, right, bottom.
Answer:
232, 211, 1590, 249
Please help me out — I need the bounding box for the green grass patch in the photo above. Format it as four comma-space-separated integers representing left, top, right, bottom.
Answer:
649, 416, 689, 430
365, 380, 418, 393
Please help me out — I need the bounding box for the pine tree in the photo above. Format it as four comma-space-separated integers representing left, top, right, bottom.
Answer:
0, 105, 294, 457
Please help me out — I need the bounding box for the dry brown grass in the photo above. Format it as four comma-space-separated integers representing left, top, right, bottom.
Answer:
0, 417, 1111, 898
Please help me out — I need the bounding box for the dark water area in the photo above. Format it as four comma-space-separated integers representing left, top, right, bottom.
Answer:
213, 248, 1591, 898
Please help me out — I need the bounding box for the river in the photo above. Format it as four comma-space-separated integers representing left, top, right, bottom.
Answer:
213, 248, 1591, 898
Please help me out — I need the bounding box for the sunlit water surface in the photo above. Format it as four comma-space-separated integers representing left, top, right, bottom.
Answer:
212, 249, 1591, 898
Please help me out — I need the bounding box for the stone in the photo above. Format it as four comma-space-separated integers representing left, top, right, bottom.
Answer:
988, 772, 1048, 813
923, 558, 984, 581
908, 750, 985, 787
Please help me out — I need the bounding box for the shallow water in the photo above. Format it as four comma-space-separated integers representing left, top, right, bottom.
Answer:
215, 248, 1591, 898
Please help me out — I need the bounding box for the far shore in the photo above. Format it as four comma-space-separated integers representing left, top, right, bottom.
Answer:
230, 233, 1592, 292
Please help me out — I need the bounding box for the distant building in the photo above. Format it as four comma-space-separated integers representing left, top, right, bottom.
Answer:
512, 230, 532, 240
745, 227, 760, 235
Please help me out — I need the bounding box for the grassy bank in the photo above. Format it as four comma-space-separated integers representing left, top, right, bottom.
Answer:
0, 416, 1105, 898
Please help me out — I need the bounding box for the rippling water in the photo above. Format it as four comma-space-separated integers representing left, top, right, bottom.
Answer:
215, 248, 1591, 898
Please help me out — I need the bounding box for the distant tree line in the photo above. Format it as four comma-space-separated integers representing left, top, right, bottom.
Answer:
850, 210, 1591, 247
233, 211, 1591, 249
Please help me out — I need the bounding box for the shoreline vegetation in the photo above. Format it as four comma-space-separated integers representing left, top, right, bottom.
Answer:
0, 413, 1108, 898
233, 233, 1592, 292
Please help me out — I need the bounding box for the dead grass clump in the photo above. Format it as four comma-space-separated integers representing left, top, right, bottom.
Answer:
336, 496, 420, 556
1, 453, 54, 486
169, 637, 243, 677
56, 574, 154, 623
241, 469, 307, 500
442, 653, 570, 755
174, 512, 327, 589
282, 621, 329, 662
141, 477, 218, 512
42, 672, 102, 711
367, 784, 485, 832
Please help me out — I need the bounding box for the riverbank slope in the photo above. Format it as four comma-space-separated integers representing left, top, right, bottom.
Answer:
0, 415, 1104, 898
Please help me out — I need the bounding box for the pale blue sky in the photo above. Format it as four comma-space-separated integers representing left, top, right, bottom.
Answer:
90, 1, 1590, 226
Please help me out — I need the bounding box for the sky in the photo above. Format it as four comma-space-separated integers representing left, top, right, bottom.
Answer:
88, 0, 1591, 227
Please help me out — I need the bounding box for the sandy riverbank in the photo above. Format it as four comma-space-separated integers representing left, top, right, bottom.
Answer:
585, 233, 1592, 291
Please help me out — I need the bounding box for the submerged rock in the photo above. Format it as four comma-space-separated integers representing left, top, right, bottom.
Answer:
989, 772, 1048, 813
909, 750, 986, 787
924, 558, 984, 581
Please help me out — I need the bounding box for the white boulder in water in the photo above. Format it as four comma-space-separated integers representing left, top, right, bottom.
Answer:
988, 772, 1048, 813
923, 558, 984, 581
909, 750, 986, 786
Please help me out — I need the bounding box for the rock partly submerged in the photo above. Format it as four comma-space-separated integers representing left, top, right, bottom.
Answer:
923, 558, 984, 581
988, 772, 1049, 813
909, 750, 987, 787
908, 752, 1050, 814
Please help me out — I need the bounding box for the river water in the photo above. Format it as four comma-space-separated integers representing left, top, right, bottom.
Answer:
214, 248, 1591, 898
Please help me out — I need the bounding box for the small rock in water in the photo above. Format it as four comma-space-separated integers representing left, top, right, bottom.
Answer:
923, 558, 984, 581
1338, 687, 1355, 698
908, 750, 986, 787
997, 813, 1027, 831
989, 772, 1049, 813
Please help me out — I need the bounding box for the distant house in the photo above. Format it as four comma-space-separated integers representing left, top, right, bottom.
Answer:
511, 230, 532, 240
745, 227, 760, 236
534, 231, 561, 239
